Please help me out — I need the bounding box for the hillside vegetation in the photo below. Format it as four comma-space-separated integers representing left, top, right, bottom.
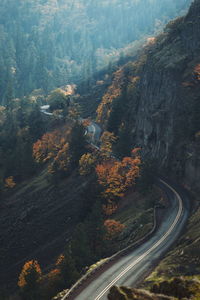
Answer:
92, 0, 200, 298
1, 0, 200, 299
95, 0, 200, 190
0, 0, 191, 102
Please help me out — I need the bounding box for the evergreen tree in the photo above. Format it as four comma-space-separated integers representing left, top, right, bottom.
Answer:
71, 223, 93, 271
69, 122, 86, 167
85, 201, 106, 258
107, 96, 124, 135
56, 253, 79, 288
4, 77, 14, 109
28, 105, 45, 141
114, 125, 131, 158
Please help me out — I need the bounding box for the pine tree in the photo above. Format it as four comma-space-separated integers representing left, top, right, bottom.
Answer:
56, 253, 79, 288
4, 77, 14, 109
69, 122, 86, 167
71, 223, 93, 271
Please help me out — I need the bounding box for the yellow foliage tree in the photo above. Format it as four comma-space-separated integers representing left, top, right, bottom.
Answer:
4, 176, 16, 189
33, 130, 65, 163
79, 153, 97, 175
100, 131, 116, 159
96, 69, 124, 124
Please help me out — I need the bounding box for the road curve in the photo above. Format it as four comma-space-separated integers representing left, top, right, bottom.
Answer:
40, 106, 102, 143
87, 122, 102, 143
62, 179, 188, 300
39, 110, 188, 299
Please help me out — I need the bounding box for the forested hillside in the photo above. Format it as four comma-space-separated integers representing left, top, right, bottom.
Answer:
91, 0, 200, 297
0, 0, 191, 103
96, 0, 200, 191
1, 1, 199, 300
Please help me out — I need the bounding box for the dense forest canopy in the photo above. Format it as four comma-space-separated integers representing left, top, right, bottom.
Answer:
0, 0, 191, 103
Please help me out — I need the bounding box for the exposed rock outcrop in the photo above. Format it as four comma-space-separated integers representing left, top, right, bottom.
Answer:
107, 286, 175, 300
97, 0, 200, 190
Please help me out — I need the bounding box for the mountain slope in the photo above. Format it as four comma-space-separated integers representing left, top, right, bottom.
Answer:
96, 0, 200, 191
0, 0, 191, 102
91, 0, 200, 292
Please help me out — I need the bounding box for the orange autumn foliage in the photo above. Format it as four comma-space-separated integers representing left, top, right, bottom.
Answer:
18, 260, 42, 288
53, 142, 71, 172
79, 153, 97, 175
97, 69, 125, 123
194, 64, 200, 81
82, 119, 91, 127
47, 268, 61, 279
4, 176, 16, 189
56, 254, 65, 266
100, 131, 117, 159
103, 202, 118, 216
96, 148, 141, 200
33, 127, 71, 173
104, 219, 125, 239
33, 130, 66, 163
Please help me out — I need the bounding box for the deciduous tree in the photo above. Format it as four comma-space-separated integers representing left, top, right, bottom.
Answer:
33, 127, 72, 174
79, 153, 97, 176
18, 260, 42, 299
100, 131, 116, 159
4, 176, 16, 189
69, 122, 86, 167
96, 148, 141, 200
104, 219, 125, 240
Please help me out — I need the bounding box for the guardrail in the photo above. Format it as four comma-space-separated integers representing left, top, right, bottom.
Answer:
60, 205, 159, 300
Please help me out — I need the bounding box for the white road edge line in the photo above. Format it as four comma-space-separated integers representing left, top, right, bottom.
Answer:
41, 110, 182, 300
93, 179, 183, 300
91, 124, 96, 140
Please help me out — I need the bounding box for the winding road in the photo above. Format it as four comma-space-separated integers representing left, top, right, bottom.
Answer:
87, 122, 102, 147
40, 105, 102, 146
40, 104, 53, 116
40, 106, 189, 300
62, 179, 188, 300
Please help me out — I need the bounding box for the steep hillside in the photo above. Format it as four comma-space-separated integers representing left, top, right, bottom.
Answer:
97, 0, 200, 191
92, 0, 200, 294
0, 93, 157, 299
1, 1, 200, 299
108, 277, 200, 300
145, 200, 200, 281
0, 0, 191, 102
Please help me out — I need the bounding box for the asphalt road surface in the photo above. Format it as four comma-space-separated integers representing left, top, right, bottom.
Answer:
62, 179, 188, 300
40, 108, 188, 300
40, 106, 102, 143
87, 122, 102, 143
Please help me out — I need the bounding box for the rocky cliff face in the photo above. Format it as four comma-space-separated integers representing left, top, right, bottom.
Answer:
97, 0, 200, 190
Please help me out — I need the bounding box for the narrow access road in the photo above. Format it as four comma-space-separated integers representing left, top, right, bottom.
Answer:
39, 110, 188, 299
40, 105, 53, 116
87, 122, 102, 143
40, 106, 102, 143
62, 179, 188, 300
